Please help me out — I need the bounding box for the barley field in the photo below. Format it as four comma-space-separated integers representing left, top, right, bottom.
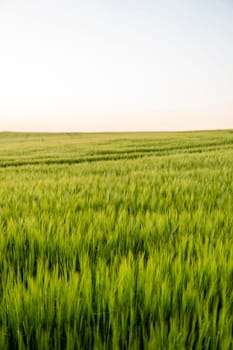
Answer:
0, 130, 233, 349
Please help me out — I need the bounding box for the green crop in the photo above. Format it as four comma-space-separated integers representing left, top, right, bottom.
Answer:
0, 130, 233, 349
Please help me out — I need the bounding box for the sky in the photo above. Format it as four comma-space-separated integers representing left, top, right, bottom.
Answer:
0, 0, 233, 132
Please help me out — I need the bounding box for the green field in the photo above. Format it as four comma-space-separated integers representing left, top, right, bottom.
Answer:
0, 130, 233, 349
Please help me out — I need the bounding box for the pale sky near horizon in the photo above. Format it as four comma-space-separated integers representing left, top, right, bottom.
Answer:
0, 0, 233, 132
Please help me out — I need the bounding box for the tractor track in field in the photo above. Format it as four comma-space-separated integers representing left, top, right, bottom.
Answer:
0, 142, 232, 169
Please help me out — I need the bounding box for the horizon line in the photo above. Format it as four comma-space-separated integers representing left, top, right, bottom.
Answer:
0, 128, 233, 134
